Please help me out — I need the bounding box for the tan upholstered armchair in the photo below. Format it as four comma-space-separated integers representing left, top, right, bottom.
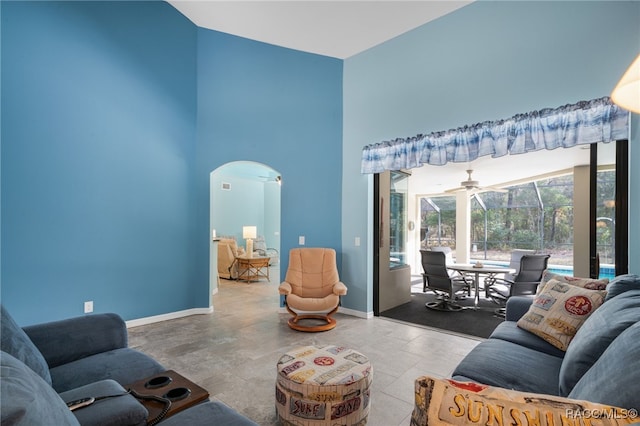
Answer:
278, 248, 347, 332
217, 238, 245, 279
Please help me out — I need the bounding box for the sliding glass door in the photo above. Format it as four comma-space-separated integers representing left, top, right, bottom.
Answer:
591, 140, 628, 278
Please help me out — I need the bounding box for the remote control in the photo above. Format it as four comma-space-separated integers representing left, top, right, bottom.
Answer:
66, 397, 95, 411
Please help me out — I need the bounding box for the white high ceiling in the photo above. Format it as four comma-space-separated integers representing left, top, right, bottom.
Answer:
167, 1, 472, 59
170, 1, 615, 193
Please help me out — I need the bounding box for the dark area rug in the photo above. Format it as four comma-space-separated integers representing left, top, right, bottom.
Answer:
380, 292, 505, 339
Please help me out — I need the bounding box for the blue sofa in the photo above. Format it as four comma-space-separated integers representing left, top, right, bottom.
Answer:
451, 274, 640, 411
0, 306, 257, 426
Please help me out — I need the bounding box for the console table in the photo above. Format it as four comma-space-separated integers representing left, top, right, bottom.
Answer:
234, 255, 270, 283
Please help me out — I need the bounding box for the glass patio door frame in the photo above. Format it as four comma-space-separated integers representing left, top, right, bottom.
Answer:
590, 140, 629, 278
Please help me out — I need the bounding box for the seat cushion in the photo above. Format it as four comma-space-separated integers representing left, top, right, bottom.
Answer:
50, 348, 165, 393
1, 305, 52, 385
559, 289, 640, 396
568, 322, 640, 410
286, 293, 339, 312
1, 350, 79, 426
60, 379, 148, 426
451, 338, 564, 395
489, 321, 566, 358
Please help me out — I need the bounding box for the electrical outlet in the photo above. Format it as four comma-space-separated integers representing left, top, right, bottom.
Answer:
299, 236, 305, 245
355, 237, 361, 247
84, 301, 93, 314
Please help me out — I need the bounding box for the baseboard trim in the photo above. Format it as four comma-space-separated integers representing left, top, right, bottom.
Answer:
128, 303, 371, 329
339, 306, 374, 319
126, 307, 213, 328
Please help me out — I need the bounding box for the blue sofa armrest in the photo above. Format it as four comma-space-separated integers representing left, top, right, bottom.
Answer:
59, 379, 148, 426
505, 296, 534, 321
23, 313, 128, 368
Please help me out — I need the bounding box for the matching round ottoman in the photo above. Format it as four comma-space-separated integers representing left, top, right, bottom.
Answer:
276, 345, 372, 425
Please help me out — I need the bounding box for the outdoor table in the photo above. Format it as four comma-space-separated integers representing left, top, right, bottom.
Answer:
446, 263, 515, 309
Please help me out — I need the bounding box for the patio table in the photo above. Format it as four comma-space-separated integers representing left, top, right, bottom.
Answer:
447, 264, 514, 309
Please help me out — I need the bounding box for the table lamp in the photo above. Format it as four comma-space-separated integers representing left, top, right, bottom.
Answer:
243, 226, 257, 258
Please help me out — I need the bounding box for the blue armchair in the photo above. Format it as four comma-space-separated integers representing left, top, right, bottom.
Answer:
1, 305, 257, 426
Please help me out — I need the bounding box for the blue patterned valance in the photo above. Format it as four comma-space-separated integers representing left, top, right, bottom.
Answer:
361, 97, 629, 174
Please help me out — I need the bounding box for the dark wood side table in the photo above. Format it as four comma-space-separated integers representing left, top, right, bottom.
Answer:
125, 370, 209, 423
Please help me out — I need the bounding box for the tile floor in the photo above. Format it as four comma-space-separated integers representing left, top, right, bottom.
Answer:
128, 269, 481, 425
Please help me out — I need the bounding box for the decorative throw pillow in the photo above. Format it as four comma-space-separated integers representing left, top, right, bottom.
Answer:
537, 271, 608, 295
411, 375, 637, 426
517, 279, 606, 351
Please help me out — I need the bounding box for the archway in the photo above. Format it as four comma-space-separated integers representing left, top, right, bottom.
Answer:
209, 161, 281, 297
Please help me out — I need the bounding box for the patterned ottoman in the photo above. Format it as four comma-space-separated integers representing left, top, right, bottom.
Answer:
276, 345, 373, 425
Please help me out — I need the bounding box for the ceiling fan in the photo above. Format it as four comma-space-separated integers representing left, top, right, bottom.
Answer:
256, 175, 283, 186
445, 169, 508, 194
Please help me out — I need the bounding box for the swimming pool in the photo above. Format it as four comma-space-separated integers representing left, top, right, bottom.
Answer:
474, 260, 615, 281
547, 265, 615, 281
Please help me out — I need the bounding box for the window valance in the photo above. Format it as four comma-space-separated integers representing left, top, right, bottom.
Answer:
360, 97, 629, 174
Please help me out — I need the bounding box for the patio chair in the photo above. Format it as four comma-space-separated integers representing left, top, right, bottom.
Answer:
424, 246, 472, 292
487, 254, 550, 315
420, 250, 474, 311
429, 246, 454, 265
483, 249, 534, 297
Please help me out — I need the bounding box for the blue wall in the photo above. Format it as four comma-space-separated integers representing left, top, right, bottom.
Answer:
195, 29, 343, 286
1, 1, 198, 324
1, 1, 343, 325
343, 1, 640, 313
